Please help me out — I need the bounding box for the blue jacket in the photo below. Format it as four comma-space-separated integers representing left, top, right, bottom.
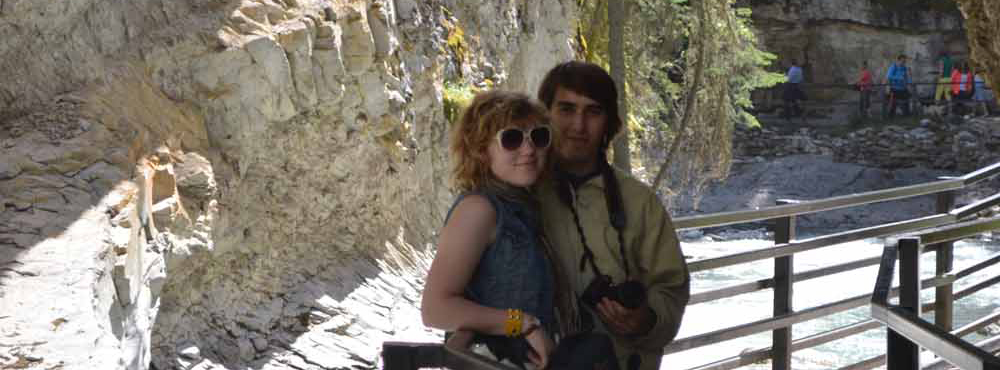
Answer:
886, 63, 911, 91
787, 66, 803, 84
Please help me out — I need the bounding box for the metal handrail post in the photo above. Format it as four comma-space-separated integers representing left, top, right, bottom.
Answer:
933, 191, 956, 331
888, 238, 922, 370
772, 200, 796, 370
382, 342, 445, 370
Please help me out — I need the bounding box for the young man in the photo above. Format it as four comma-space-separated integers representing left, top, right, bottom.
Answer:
536, 61, 690, 370
886, 54, 912, 117
783, 59, 805, 118
973, 68, 991, 117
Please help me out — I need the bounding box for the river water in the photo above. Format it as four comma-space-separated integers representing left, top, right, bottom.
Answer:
665, 234, 1000, 369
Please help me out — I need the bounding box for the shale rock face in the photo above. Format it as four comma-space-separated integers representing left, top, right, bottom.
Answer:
0, 1, 575, 369
751, 0, 967, 106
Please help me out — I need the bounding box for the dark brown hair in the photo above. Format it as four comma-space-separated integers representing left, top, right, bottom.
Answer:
537, 61, 622, 149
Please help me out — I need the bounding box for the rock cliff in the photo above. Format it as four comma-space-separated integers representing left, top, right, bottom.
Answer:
0, 0, 575, 369
750, 0, 968, 106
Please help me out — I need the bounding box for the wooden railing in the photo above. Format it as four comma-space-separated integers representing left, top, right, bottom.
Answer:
382, 161, 1000, 370
870, 218, 1000, 370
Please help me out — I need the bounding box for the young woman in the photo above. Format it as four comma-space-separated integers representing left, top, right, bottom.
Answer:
421, 91, 567, 369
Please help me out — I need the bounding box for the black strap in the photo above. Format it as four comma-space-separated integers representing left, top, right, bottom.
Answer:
564, 189, 604, 278
600, 161, 630, 279
556, 159, 630, 280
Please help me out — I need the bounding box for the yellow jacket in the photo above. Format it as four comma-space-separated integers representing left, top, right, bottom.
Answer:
538, 168, 690, 370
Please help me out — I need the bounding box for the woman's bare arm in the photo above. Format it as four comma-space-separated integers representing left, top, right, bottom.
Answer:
421, 195, 514, 335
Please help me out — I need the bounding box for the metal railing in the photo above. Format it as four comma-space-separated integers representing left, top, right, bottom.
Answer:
382, 161, 1000, 370
663, 161, 1000, 370
870, 217, 1000, 370
674, 162, 1000, 231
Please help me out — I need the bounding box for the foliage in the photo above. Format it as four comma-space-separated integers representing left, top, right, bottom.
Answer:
576, 0, 783, 199
442, 83, 475, 124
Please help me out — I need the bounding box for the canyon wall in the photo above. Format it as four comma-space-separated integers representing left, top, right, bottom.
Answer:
750, 0, 968, 108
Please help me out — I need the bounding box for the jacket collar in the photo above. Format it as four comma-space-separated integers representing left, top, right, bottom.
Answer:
555, 167, 604, 190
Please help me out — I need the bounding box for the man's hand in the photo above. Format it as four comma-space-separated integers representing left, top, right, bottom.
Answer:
595, 298, 655, 336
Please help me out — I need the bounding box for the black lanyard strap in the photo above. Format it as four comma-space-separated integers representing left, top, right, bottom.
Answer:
556, 160, 630, 280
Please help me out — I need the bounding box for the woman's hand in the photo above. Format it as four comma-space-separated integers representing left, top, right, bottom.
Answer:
522, 315, 554, 369
445, 330, 475, 350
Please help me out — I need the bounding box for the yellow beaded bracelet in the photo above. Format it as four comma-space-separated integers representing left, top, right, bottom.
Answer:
504, 308, 523, 337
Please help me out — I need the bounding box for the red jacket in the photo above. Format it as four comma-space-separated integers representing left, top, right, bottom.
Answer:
858, 70, 873, 91
952, 70, 973, 95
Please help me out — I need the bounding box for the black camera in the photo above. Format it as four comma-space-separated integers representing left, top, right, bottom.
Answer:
581, 276, 646, 310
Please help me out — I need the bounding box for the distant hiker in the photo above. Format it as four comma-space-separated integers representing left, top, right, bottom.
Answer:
422, 91, 563, 369
783, 59, 805, 118
952, 62, 974, 100
856, 61, 873, 117
886, 54, 912, 117
935, 51, 954, 103
973, 69, 991, 117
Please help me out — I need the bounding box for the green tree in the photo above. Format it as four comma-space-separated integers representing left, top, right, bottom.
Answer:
577, 0, 783, 198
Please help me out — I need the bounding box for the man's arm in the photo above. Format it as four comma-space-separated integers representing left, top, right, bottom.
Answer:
620, 190, 690, 351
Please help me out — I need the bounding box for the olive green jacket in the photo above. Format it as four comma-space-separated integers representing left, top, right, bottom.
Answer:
538, 168, 690, 370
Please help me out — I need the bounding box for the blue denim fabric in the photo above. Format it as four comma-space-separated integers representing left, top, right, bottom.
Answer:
445, 191, 557, 330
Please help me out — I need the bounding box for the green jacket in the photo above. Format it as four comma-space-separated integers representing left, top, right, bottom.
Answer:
538, 168, 690, 370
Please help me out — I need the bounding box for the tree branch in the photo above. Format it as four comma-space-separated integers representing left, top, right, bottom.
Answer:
651, 0, 708, 190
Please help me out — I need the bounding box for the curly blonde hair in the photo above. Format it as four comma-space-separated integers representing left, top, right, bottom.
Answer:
450, 90, 550, 192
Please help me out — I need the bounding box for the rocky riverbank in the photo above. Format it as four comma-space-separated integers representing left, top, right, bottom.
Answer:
734, 116, 1000, 172
674, 116, 1000, 234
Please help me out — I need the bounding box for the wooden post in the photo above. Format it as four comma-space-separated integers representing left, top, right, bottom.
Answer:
934, 191, 956, 331
888, 238, 922, 370
772, 200, 795, 370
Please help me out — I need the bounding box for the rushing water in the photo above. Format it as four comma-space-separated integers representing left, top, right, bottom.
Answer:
664, 234, 1000, 370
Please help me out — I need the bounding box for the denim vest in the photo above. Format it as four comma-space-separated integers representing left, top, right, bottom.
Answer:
445, 191, 557, 332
